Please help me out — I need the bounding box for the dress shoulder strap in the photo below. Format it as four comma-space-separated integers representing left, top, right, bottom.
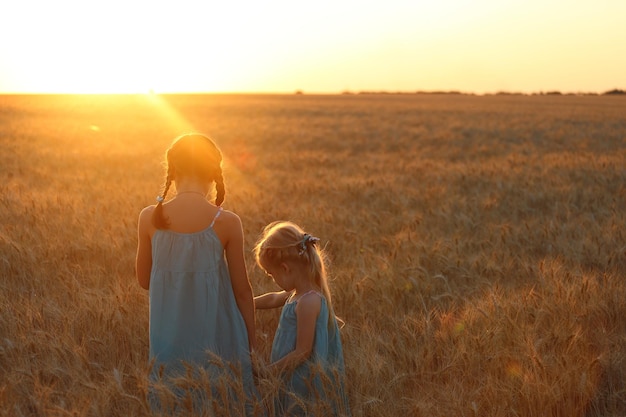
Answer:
208, 207, 223, 228
295, 290, 323, 304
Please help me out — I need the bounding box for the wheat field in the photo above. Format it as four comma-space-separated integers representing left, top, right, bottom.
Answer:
0, 93, 625, 416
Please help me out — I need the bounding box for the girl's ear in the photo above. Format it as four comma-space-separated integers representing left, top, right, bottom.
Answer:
280, 262, 290, 274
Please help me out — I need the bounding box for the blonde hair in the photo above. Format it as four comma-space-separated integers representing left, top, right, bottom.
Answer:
254, 221, 339, 332
153, 133, 225, 229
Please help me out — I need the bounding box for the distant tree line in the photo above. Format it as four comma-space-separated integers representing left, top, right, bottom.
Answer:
320, 88, 626, 96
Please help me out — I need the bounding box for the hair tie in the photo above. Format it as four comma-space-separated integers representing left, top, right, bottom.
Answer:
299, 233, 320, 255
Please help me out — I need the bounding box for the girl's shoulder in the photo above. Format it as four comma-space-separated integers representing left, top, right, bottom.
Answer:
293, 291, 323, 323
215, 207, 239, 221
300, 290, 324, 300
210, 207, 244, 246
213, 207, 244, 231
293, 290, 323, 309
286, 289, 322, 303
139, 204, 156, 216
138, 205, 156, 233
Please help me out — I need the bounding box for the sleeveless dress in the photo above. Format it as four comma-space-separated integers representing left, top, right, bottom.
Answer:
148, 207, 259, 414
270, 291, 350, 416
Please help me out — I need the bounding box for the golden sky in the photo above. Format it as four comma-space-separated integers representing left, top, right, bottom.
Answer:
1, 0, 624, 94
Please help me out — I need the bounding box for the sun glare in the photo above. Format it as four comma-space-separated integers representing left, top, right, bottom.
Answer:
0, 1, 253, 94
144, 93, 194, 132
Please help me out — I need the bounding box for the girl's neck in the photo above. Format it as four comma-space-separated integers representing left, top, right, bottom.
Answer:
174, 179, 209, 197
176, 190, 206, 197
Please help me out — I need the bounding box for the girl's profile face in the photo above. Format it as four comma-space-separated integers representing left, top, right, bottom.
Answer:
264, 263, 294, 292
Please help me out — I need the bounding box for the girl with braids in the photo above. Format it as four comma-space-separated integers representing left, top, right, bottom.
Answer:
254, 221, 350, 416
135, 133, 260, 414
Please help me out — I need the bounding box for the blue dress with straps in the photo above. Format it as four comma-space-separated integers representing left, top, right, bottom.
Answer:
270, 291, 350, 416
148, 207, 259, 414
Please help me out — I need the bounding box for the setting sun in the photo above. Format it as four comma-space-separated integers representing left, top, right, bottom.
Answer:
1, 1, 257, 93
1, 0, 625, 94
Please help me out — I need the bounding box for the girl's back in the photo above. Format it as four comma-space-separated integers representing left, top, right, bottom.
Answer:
159, 196, 222, 233
149, 203, 246, 366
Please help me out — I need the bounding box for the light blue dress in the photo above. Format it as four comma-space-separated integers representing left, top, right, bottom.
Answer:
148, 208, 259, 414
271, 291, 350, 416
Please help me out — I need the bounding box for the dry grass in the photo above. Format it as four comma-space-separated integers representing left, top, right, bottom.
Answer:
0, 93, 625, 416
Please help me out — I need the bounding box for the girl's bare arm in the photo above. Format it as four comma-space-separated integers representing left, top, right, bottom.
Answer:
135, 206, 154, 290
223, 212, 257, 351
254, 291, 290, 309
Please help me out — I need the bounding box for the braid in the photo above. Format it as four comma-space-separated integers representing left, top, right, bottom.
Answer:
214, 169, 225, 207
152, 174, 172, 229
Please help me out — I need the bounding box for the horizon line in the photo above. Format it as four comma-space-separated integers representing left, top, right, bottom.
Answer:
0, 88, 624, 96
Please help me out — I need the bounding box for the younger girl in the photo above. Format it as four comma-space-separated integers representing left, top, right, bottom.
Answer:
135, 133, 259, 414
254, 221, 350, 416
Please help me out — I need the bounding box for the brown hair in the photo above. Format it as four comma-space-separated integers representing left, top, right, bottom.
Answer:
152, 133, 225, 229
